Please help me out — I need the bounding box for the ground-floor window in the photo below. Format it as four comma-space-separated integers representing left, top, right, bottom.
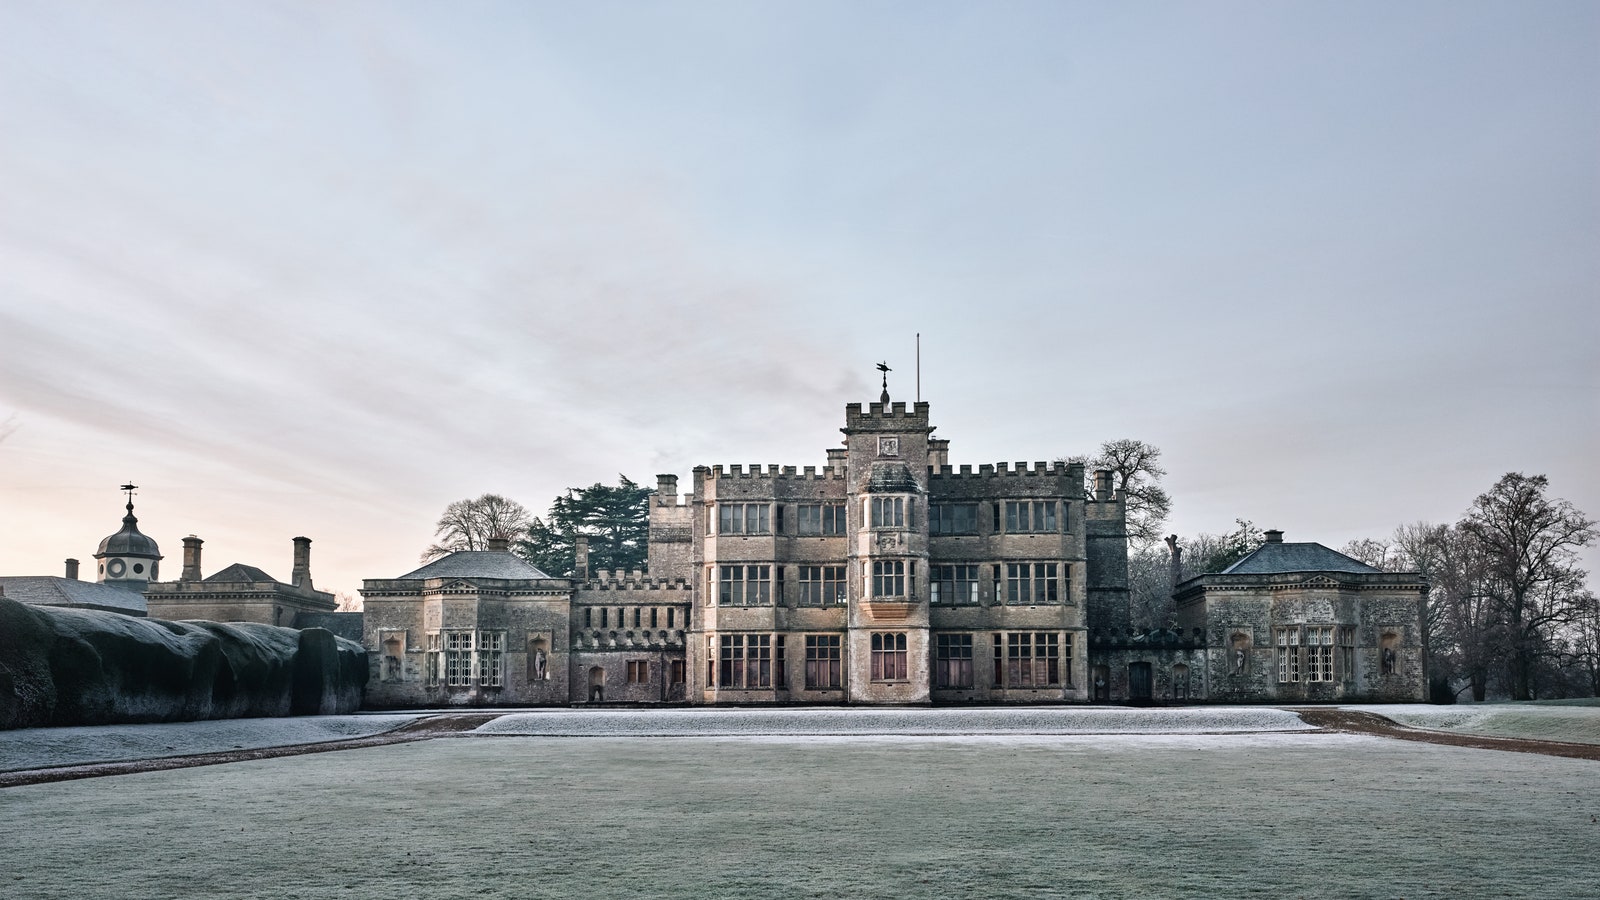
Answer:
806, 634, 842, 689
934, 633, 974, 688
1306, 626, 1335, 682
870, 632, 908, 681
1277, 627, 1300, 683
719, 634, 772, 688
993, 632, 1060, 687
426, 630, 505, 688
669, 659, 686, 685
626, 660, 649, 684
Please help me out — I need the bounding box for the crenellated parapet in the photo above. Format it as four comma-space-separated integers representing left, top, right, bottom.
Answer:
575, 571, 694, 592
699, 463, 849, 480
928, 461, 1072, 478
843, 400, 933, 433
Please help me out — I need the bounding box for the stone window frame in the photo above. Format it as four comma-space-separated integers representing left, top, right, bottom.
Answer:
934, 633, 974, 688
869, 496, 906, 529
930, 502, 979, 535
718, 564, 772, 606
427, 629, 505, 689
993, 632, 1061, 688
718, 633, 773, 689
870, 631, 908, 682
1003, 500, 1058, 534
796, 503, 847, 535
1276, 626, 1301, 683
1305, 626, 1336, 682
717, 502, 771, 535
798, 564, 847, 606
1004, 562, 1061, 605
930, 564, 980, 605
626, 660, 649, 684
804, 634, 843, 690
871, 560, 906, 598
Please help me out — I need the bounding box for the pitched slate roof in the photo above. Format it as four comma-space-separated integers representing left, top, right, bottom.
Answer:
0, 576, 148, 615
398, 550, 552, 581
204, 563, 280, 584
1221, 542, 1381, 575
292, 611, 366, 642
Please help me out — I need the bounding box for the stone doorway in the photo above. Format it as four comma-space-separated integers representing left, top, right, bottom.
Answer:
1128, 662, 1153, 702
588, 666, 605, 702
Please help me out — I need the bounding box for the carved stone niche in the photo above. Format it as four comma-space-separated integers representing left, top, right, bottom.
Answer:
527, 632, 552, 681
1229, 631, 1252, 676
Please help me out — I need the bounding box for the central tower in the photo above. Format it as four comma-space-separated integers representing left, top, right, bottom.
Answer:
842, 399, 933, 704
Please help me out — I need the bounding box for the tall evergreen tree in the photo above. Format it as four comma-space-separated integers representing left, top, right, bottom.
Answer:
516, 476, 651, 577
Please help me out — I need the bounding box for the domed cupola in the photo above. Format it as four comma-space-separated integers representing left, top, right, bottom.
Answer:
95, 484, 162, 591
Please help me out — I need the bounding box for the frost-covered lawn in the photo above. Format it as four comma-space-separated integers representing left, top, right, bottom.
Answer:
1344, 701, 1600, 745
0, 714, 425, 772
475, 705, 1314, 736
4, 731, 1596, 899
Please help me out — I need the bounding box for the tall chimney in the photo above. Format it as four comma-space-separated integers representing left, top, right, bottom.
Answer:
574, 535, 590, 581
181, 536, 204, 581
928, 438, 950, 469
291, 536, 313, 590
65, 558, 80, 580
1264, 529, 1284, 544
656, 473, 678, 505
826, 447, 847, 466
487, 536, 509, 553
1095, 469, 1115, 500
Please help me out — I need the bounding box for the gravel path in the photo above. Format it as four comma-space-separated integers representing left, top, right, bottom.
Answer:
1294, 708, 1600, 761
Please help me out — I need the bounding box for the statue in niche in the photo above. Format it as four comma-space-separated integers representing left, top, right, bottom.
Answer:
1381, 646, 1397, 675
533, 648, 548, 681
1233, 648, 1247, 674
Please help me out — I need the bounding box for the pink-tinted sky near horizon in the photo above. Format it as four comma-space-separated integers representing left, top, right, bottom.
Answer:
1, 1, 1596, 596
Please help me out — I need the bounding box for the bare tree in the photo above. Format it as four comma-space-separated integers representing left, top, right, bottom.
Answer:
1068, 439, 1172, 550
1459, 473, 1596, 700
421, 493, 533, 562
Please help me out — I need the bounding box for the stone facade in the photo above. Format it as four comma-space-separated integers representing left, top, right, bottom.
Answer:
343, 397, 1427, 708
146, 536, 338, 627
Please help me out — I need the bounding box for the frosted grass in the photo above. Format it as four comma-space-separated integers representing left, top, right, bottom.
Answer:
3, 732, 1596, 899
1343, 702, 1600, 745
0, 714, 425, 772
474, 705, 1315, 737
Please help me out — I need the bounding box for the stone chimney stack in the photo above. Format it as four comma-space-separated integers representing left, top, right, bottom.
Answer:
656, 474, 678, 505
826, 447, 847, 467
487, 536, 509, 553
65, 558, 80, 580
291, 536, 313, 590
1095, 469, 1115, 500
181, 536, 204, 581
1264, 529, 1284, 544
928, 439, 950, 469
574, 535, 590, 581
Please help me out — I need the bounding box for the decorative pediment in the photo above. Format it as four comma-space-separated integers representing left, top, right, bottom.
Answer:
443, 579, 477, 591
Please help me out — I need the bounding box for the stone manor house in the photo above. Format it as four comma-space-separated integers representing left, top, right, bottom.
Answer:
5, 393, 1430, 707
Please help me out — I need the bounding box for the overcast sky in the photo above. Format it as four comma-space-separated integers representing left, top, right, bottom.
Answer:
2, 1, 1596, 597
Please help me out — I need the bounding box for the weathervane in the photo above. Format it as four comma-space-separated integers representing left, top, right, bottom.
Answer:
120, 482, 138, 513
876, 361, 891, 404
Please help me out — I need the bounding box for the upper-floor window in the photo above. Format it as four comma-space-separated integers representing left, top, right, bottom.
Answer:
930, 503, 978, 535
930, 564, 979, 605
797, 503, 847, 535
872, 560, 906, 597
870, 497, 905, 528
719, 503, 770, 534
798, 565, 847, 605
719, 564, 772, 605
1004, 562, 1061, 604
1005, 501, 1057, 533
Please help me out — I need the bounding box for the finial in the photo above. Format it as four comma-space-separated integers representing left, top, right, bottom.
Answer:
876, 361, 891, 404
120, 482, 139, 515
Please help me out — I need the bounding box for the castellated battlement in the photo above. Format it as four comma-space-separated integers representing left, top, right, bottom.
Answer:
929, 461, 1070, 478
843, 400, 933, 433
700, 463, 848, 480
578, 570, 693, 591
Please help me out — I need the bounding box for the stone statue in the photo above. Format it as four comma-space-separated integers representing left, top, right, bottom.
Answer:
1381, 647, 1396, 675
533, 648, 548, 680
1233, 648, 1247, 674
